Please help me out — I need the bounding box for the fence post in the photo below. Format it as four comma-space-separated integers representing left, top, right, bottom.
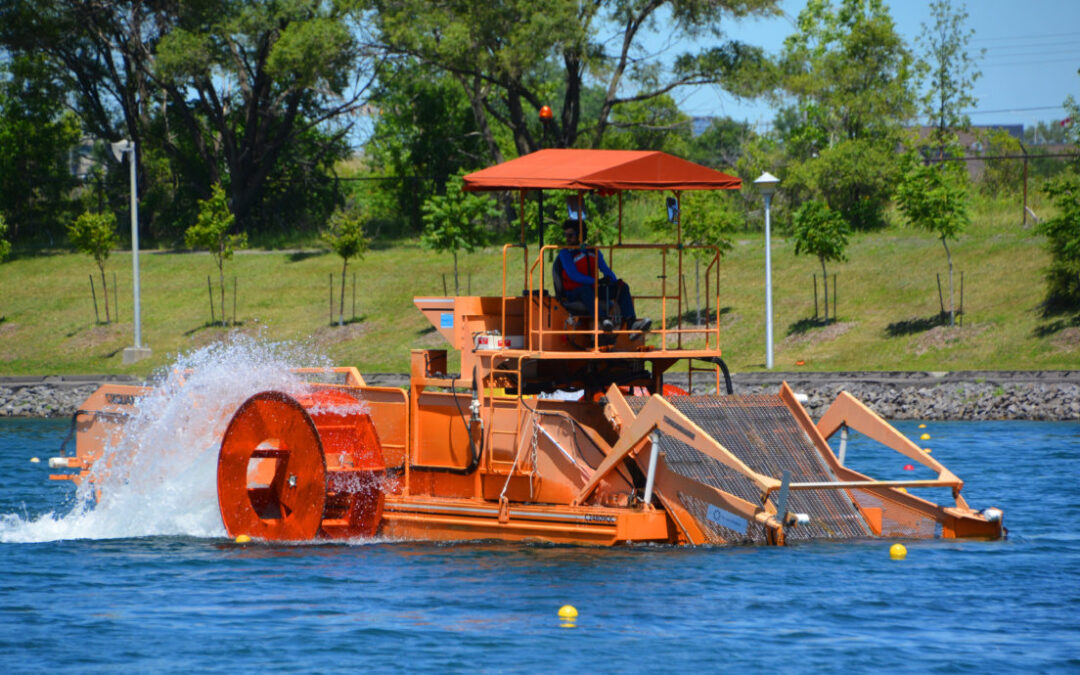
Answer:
959, 271, 964, 327
329, 273, 333, 326
832, 273, 838, 322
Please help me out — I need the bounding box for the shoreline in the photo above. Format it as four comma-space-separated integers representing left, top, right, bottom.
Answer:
1, 371, 1077, 421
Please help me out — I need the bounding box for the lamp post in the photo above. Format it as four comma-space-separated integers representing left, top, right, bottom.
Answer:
754, 172, 780, 370
111, 139, 150, 364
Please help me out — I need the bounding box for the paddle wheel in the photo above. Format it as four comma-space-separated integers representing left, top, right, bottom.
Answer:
216, 389, 386, 541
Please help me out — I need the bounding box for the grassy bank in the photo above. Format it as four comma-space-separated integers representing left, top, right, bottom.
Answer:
0, 192, 1076, 376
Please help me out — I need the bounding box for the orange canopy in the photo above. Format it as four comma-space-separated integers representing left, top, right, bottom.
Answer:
462, 149, 741, 192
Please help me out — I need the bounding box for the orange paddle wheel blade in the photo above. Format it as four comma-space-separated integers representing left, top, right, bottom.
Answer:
217, 389, 386, 541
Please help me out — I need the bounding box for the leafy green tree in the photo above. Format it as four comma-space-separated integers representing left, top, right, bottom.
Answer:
0, 54, 81, 243
774, 0, 916, 229
916, 0, 982, 154
421, 172, 499, 295
373, 0, 779, 161
323, 208, 370, 326
365, 61, 489, 233
1036, 94, 1080, 307
688, 117, 754, 170
1, 0, 370, 234
0, 213, 11, 262
678, 191, 741, 323
185, 184, 246, 326
791, 199, 849, 320
1039, 171, 1080, 306
67, 211, 119, 323
976, 129, 1024, 196
896, 156, 971, 326
601, 95, 693, 156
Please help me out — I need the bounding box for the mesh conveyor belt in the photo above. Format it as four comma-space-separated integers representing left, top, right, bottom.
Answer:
626, 395, 871, 542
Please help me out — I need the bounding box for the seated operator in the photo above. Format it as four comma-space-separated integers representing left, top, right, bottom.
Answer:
557, 219, 651, 334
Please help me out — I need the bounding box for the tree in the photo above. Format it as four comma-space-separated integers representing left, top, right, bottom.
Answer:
0, 213, 11, 262
372, 0, 779, 161
0, 54, 81, 243
421, 172, 499, 294
1036, 94, 1080, 307
916, 0, 982, 154
896, 156, 971, 326
688, 117, 754, 170
323, 208, 370, 326
791, 199, 849, 321
185, 184, 246, 326
1039, 171, 1080, 307
153, 1, 372, 229
67, 210, 119, 323
774, 0, 916, 229
365, 61, 490, 233
0, 0, 373, 234
677, 191, 742, 324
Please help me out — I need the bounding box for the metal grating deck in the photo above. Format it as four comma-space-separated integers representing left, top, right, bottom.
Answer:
627, 395, 871, 543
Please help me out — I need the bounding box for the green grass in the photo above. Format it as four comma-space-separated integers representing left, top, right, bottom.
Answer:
1, 193, 1076, 376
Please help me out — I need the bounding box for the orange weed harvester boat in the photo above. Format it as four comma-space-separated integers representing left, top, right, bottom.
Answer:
50, 150, 1004, 545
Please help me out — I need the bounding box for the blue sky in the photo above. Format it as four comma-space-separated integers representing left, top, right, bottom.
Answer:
671, 0, 1080, 131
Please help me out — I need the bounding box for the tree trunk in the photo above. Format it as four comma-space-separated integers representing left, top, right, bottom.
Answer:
99, 264, 111, 323
339, 259, 348, 327
820, 257, 829, 322
942, 236, 955, 327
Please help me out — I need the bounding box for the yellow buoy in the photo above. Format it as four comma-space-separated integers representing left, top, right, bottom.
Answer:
235, 534, 252, 544
918, 423, 926, 429
558, 605, 578, 620
896, 487, 908, 494
890, 543, 907, 560
29, 457, 40, 463
919, 433, 931, 440
923, 447, 932, 454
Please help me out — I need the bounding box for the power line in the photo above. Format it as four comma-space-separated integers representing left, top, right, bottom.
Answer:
981, 40, 1080, 52
971, 31, 1080, 43
981, 57, 1080, 68
963, 105, 1065, 115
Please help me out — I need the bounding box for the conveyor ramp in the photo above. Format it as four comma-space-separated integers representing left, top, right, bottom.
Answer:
627, 394, 871, 543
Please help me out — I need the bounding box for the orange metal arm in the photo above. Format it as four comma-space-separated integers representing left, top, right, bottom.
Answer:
572, 386, 781, 506
817, 391, 961, 484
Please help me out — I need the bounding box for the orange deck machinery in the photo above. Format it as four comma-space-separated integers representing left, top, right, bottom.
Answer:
49, 150, 1005, 545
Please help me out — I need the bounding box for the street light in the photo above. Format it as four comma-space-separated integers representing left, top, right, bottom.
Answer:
754, 172, 780, 370
110, 139, 150, 364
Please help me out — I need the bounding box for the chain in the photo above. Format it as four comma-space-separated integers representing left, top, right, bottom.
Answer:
530, 409, 540, 473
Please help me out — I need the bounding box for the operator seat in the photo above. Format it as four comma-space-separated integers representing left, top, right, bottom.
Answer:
551, 254, 593, 316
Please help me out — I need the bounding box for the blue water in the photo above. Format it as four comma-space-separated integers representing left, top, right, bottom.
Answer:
2, 417, 1079, 672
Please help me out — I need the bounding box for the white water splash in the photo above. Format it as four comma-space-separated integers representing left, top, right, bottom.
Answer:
1, 336, 334, 543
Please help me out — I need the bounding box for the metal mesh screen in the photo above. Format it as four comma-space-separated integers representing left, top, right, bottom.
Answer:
627, 394, 871, 542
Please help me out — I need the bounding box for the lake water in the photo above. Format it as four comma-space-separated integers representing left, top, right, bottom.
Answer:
2, 414, 1079, 672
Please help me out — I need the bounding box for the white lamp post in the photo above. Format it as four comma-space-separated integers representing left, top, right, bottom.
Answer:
111, 140, 150, 364
754, 172, 780, 370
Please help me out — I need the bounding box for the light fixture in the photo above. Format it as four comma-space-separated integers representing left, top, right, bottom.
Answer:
754, 172, 780, 370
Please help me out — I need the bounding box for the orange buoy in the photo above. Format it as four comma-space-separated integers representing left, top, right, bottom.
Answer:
217, 389, 386, 541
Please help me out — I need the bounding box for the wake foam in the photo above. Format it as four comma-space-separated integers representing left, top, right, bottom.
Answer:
1, 336, 332, 543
